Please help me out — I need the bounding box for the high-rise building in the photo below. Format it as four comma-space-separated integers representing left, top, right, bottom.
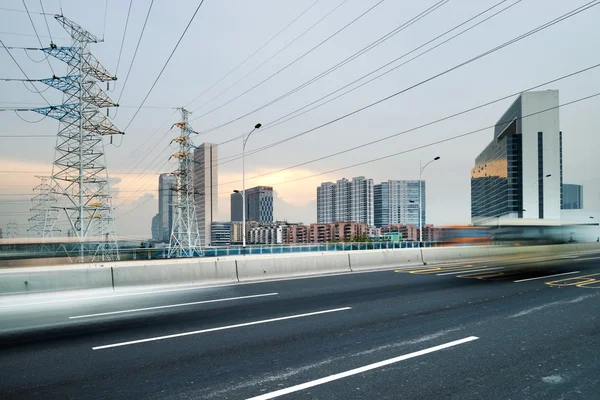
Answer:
245, 186, 273, 224
562, 183, 583, 210
158, 173, 177, 242
351, 176, 374, 226
374, 180, 425, 228
151, 214, 160, 241
471, 90, 562, 223
193, 143, 218, 245
230, 191, 243, 222
335, 178, 351, 222
317, 182, 336, 223
316, 177, 374, 225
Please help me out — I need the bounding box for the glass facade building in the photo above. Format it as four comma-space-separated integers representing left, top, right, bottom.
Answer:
374, 180, 425, 228
246, 186, 274, 224
471, 91, 562, 223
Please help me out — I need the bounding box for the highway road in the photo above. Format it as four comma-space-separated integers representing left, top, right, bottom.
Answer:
1, 250, 600, 399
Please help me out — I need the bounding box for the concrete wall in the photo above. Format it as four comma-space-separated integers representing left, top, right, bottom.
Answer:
2, 243, 600, 296
0, 264, 112, 295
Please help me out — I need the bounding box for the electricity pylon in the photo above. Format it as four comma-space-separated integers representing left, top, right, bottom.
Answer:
29, 15, 122, 261
168, 108, 202, 257
28, 175, 60, 238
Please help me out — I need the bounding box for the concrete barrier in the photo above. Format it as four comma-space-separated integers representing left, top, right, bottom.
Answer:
235, 252, 351, 281
0, 264, 112, 295
348, 249, 422, 271
111, 258, 238, 290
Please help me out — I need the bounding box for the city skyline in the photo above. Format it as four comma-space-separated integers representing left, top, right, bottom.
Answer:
1, 0, 599, 238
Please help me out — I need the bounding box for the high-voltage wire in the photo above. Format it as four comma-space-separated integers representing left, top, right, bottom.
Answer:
188, 0, 350, 115
196, 0, 452, 130
189, 0, 386, 121
219, 62, 600, 186
211, 0, 514, 142
123, 0, 207, 131
38, 0, 54, 44
114, 0, 133, 77
183, 0, 323, 109
214, 0, 600, 166
21, 0, 55, 75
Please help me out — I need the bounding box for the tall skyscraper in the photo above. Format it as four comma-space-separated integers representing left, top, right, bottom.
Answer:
230, 191, 243, 222
316, 176, 373, 225
471, 90, 562, 223
194, 143, 218, 246
562, 183, 583, 210
158, 173, 177, 242
246, 186, 273, 223
351, 176, 374, 226
374, 180, 425, 228
335, 178, 351, 222
317, 182, 336, 223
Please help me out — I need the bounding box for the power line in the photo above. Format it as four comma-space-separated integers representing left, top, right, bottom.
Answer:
114, 0, 133, 77
123, 0, 207, 131
214, 0, 600, 166
183, 0, 323, 109
21, 0, 55, 75
114, 0, 155, 109
189, 0, 386, 121
219, 62, 600, 186
0, 6, 53, 15
187, 0, 350, 117
0, 39, 53, 106
114, 92, 600, 219
200, 0, 452, 134
38, 0, 54, 44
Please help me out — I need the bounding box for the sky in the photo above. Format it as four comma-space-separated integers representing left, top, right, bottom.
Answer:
0, 0, 599, 239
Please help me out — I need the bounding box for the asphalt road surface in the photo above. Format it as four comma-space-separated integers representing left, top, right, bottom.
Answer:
1, 250, 600, 399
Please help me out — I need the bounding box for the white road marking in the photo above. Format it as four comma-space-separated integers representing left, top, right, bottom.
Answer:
436, 267, 504, 276
245, 336, 479, 400
574, 256, 600, 262
70, 293, 279, 319
513, 271, 580, 283
92, 307, 352, 350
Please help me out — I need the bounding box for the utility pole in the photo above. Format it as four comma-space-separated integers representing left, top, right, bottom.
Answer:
28, 15, 122, 262
168, 108, 202, 257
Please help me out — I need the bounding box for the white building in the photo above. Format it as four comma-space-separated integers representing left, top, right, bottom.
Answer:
471, 90, 562, 223
351, 176, 374, 226
317, 182, 336, 223
317, 176, 373, 225
249, 224, 283, 244
158, 173, 176, 242
193, 143, 218, 245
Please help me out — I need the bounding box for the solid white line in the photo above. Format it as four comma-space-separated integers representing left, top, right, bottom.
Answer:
92, 307, 352, 350
245, 336, 480, 400
436, 267, 504, 276
513, 271, 580, 283
70, 293, 279, 319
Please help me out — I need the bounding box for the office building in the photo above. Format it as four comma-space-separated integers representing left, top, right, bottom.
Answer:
193, 143, 218, 245
374, 180, 425, 228
211, 222, 232, 246
151, 214, 160, 241
316, 177, 373, 225
471, 90, 562, 223
158, 173, 177, 242
562, 183, 583, 210
246, 186, 273, 224
316, 182, 336, 223
230, 191, 243, 222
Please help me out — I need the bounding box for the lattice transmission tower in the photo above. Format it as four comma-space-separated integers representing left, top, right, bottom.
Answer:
28, 15, 123, 261
28, 175, 60, 238
168, 108, 202, 257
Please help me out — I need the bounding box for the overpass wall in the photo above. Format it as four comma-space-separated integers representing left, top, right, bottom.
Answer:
2, 243, 600, 295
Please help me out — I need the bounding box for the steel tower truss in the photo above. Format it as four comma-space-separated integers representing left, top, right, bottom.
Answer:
168, 108, 202, 257
28, 176, 60, 237
31, 15, 122, 261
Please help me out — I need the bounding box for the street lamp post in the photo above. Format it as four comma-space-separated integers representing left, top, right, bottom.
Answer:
241, 123, 262, 250
419, 157, 440, 245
